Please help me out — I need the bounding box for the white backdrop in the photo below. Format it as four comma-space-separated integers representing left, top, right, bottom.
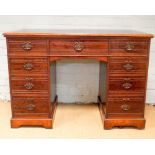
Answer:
0, 15, 155, 103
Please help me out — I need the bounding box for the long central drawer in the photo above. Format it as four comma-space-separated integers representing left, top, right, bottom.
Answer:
50, 39, 108, 55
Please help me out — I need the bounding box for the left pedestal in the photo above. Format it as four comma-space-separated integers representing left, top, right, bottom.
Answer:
6, 39, 56, 129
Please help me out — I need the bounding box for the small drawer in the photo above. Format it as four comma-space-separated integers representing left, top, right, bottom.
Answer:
109, 57, 147, 75
11, 77, 48, 93
12, 97, 50, 114
109, 39, 149, 55
50, 40, 108, 55
106, 97, 144, 114
9, 58, 48, 75
8, 40, 47, 56
109, 77, 146, 93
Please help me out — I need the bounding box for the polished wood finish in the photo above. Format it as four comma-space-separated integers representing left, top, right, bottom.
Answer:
3, 29, 153, 129
11, 118, 53, 128
3, 29, 153, 38
50, 39, 108, 55
7, 40, 48, 56
9, 58, 48, 75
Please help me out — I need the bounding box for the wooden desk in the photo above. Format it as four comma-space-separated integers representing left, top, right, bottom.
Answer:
3, 29, 154, 129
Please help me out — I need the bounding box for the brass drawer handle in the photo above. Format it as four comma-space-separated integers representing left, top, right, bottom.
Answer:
122, 82, 132, 89
24, 82, 34, 90
26, 104, 36, 111
124, 42, 134, 52
23, 63, 34, 70
123, 63, 134, 71
74, 42, 84, 52
121, 104, 130, 111
25, 77, 33, 81
22, 42, 33, 51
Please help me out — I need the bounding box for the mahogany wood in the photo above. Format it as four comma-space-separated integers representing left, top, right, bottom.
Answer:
3, 29, 153, 129
50, 39, 108, 55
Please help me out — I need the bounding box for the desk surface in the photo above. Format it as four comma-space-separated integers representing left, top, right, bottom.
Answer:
3, 29, 154, 38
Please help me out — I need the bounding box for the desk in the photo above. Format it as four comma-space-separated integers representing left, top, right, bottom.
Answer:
3, 29, 154, 129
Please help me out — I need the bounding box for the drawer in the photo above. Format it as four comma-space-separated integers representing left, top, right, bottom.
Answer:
109, 57, 147, 75
106, 97, 144, 114
11, 77, 48, 93
109, 39, 149, 55
9, 58, 48, 75
109, 77, 146, 93
8, 40, 47, 56
12, 97, 50, 114
50, 40, 108, 55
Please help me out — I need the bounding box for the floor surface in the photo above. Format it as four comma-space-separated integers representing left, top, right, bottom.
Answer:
0, 100, 155, 138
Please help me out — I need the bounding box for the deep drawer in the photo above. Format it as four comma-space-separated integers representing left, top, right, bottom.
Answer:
106, 96, 144, 114
8, 40, 48, 56
9, 58, 48, 75
12, 97, 50, 114
50, 40, 108, 55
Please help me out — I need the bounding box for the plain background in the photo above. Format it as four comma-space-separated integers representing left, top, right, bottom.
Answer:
0, 15, 155, 104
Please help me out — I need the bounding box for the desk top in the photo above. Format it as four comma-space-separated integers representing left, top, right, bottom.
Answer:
3, 29, 154, 38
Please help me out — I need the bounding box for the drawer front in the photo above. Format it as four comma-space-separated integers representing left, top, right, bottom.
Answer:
109, 39, 149, 55
50, 40, 108, 55
8, 40, 47, 56
12, 97, 49, 114
106, 97, 144, 114
109, 57, 147, 75
11, 77, 48, 93
109, 77, 146, 93
9, 58, 48, 75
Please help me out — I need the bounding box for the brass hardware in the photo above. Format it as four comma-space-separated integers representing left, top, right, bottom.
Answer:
22, 42, 33, 51
26, 104, 36, 111
74, 42, 84, 52
23, 63, 33, 70
24, 82, 34, 90
123, 63, 134, 71
124, 42, 134, 52
25, 77, 33, 81
122, 82, 132, 89
122, 78, 132, 89
121, 104, 130, 111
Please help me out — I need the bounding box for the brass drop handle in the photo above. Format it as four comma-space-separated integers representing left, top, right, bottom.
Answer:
122, 82, 132, 89
22, 42, 33, 51
24, 82, 34, 90
74, 42, 84, 52
122, 78, 132, 89
25, 77, 33, 81
121, 104, 130, 111
124, 42, 134, 52
26, 104, 36, 111
123, 63, 134, 71
23, 63, 34, 70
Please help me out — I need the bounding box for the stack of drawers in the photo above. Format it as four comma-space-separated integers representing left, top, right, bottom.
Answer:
7, 39, 52, 128
105, 39, 150, 129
